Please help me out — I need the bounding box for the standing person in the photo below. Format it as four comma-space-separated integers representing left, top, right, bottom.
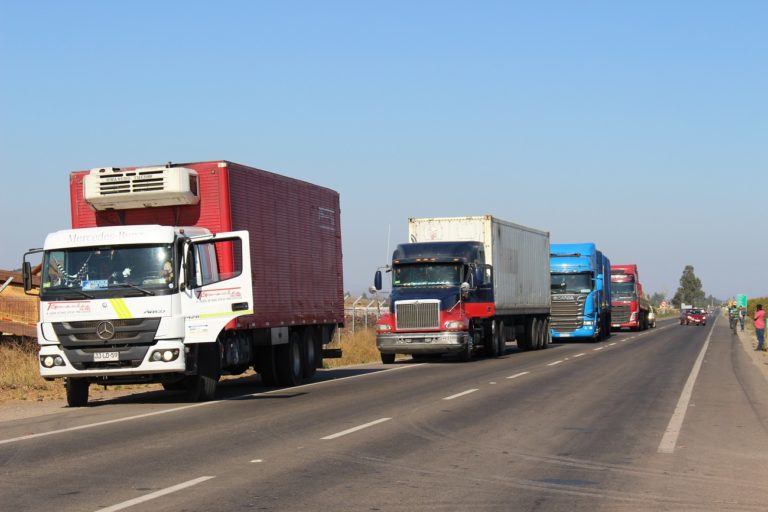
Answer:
754, 304, 766, 351
739, 306, 747, 331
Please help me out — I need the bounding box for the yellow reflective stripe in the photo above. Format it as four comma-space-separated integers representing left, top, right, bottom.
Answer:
109, 298, 134, 319
198, 310, 253, 319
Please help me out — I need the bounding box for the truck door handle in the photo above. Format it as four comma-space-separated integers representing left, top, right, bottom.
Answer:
232, 302, 249, 311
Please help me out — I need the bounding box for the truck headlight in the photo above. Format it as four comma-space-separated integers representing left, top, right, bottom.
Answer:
583, 321, 594, 326
150, 349, 180, 362
444, 320, 466, 329
375, 324, 392, 332
40, 355, 65, 368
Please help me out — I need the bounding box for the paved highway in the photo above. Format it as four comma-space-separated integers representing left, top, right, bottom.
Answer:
2, 313, 767, 511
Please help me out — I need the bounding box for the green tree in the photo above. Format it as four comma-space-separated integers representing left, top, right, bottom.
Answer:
671, 265, 706, 308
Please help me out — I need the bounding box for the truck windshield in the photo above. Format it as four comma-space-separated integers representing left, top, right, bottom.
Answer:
550, 272, 592, 294
612, 281, 636, 300
393, 263, 462, 288
41, 244, 175, 298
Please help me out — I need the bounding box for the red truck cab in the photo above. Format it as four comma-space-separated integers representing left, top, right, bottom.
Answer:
610, 264, 651, 331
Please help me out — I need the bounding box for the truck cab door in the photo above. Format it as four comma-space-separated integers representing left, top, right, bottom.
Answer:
179, 231, 253, 343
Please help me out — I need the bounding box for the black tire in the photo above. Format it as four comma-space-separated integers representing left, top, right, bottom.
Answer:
484, 320, 500, 357
533, 317, 543, 350
518, 318, 534, 351
302, 328, 317, 379
66, 378, 89, 407
381, 353, 396, 364
187, 342, 221, 402
497, 320, 506, 355
458, 332, 474, 362
541, 318, 550, 348
276, 331, 304, 387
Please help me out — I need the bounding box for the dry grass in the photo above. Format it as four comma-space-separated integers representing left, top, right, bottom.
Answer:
0, 341, 63, 402
323, 328, 380, 368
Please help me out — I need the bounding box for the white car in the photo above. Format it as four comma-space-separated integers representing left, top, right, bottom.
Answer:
648, 306, 657, 328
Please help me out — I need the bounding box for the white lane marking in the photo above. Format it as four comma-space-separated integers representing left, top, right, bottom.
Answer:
658, 319, 717, 454
250, 459, 263, 463
443, 389, 479, 401
594, 347, 605, 351
94, 476, 214, 512
321, 418, 392, 440
0, 364, 423, 446
547, 360, 563, 366
507, 371, 529, 379
609, 342, 617, 346
573, 353, 586, 358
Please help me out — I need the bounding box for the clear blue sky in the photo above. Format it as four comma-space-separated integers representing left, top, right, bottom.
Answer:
1, 1, 766, 300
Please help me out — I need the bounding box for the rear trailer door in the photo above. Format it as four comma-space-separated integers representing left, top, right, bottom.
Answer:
180, 231, 254, 343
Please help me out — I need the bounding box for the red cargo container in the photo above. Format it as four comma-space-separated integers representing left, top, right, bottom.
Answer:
69, 161, 344, 330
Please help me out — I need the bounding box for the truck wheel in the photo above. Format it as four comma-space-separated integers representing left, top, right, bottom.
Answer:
497, 320, 506, 355
484, 320, 500, 357
302, 328, 317, 379
187, 343, 221, 402
66, 378, 89, 407
381, 353, 396, 364
532, 318, 542, 350
458, 332, 474, 362
518, 318, 534, 351
276, 331, 304, 387
541, 318, 550, 348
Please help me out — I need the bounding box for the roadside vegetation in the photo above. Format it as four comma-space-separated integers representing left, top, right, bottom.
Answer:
323, 328, 379, 368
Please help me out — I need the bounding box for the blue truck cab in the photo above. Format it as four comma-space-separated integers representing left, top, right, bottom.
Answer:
549, 243, 611, 341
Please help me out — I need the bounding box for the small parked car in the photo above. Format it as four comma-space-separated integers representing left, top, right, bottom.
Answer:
648, 306, 657, 328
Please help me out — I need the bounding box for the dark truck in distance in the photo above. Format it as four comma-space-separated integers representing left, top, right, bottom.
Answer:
372, 216, 551, 362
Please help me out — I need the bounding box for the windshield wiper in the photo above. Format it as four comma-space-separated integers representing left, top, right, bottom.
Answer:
110, 282, 156, 296
55, 289, 95, 299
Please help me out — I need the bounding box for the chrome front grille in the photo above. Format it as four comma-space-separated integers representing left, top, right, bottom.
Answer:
395, 300, 440, 330
613, 305, 631, 323
53, 318, 161, 348
550, 295, 586, 333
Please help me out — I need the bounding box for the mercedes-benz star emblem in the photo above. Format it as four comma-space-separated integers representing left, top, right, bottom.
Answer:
96, 321, 115, 341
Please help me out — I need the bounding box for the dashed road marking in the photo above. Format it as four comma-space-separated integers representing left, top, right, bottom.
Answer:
594, 347, 605, 351
94, 476, 215, 512
573, 353, 586, 358
443, 389, 479, 401
321, 418, 392, 440
547, 360, 564, 366
507, 372, 529, 379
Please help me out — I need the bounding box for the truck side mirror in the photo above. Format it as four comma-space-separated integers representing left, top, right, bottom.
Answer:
374, 270, 382, 291
22, 262, 32, 291
460, 282, 470, 297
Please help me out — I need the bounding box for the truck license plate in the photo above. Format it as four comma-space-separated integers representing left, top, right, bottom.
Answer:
94, 351, 119, 362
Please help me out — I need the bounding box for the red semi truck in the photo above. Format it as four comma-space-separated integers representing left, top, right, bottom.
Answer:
610, 264, 651, 331
23, 161, 343, 406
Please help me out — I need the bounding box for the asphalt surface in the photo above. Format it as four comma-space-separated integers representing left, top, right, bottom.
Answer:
2, 312, 768, 511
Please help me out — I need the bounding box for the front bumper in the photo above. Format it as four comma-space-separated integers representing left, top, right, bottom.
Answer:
377, 331, 468, 355
39, 339, 187, 379
552, 324, 597, 339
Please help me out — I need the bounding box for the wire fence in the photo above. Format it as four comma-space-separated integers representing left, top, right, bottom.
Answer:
341, 294, 389, 335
